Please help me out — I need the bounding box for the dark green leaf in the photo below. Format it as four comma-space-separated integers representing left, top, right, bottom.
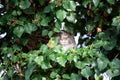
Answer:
107, 0, 115, 4
42, 29, 48, 36
24, 23, 37, 34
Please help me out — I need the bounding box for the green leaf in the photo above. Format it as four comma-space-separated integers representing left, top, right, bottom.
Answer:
75, 61, 86, 69
81, 66, 92, 79
40, 44, 48, 53
67, 54, 74, 62
12, 10, 17, 16
56, 10, 67, 21
110, 58, 120, 69
66, 13, 76, 23
107, 0, 115, 4
97, 57, 109, 71
24, 23, 37, 34
39, 0, 45, 5
41, 60, 52, 69
56, 54, 67, 67
19, 0, 31, 9
23, 7, 35, 14
25, 62, 36, 80
34, 56, 44, 65
48, 31, 53, 37
70, 73, 80, 80
40, 17, 51, 26
93, 0, 99, 7
13, 26, 24, 38
43, 4, 55, 13
50, 72, 58, 78
49, 54, 56, 61
82, 0, 91, 5
105, 69, 120, 78
63, 1, 76, 11
103, 40, 116, 50
42, 29, 48, 36
62, 74, 70, 79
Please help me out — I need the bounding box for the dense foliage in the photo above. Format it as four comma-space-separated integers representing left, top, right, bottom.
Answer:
0, 0, 120, 80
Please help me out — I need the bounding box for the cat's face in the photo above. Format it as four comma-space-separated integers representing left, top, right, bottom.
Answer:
59, 30, 76, 51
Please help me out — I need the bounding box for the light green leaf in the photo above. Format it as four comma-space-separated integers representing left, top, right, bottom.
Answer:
66, 13, 76, 23
81, 66, 92, 79
41, 60, 52, 69
56, 54, 67, 67
49, 54, 56, 61
75, 61, 85, 69
19, 0, 31, 9
13, 26, 24, 38
93, 0, 99, 7
63, 1, 76, 11
67, 54, 74, 62
25, 62, 36, 80
34, 56, 44, 65
56, 10, 67, 21
62, 74, 70, 79
50, 72, 58, 78
48, 31, 53, 37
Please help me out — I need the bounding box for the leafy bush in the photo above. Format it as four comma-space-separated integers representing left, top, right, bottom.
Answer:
0, 0, 120, 80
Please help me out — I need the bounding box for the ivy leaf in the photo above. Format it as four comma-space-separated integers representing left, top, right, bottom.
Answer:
42, 29, 48, 36
19, 0, 31, 9
81, 67, 92, 79
110, 58, 120, 69
48, 31, 53, 37
13, 26, 24, 38
103, 39, 116, 50
107, 0, 115, 4
40, 17, 51, 26
70, 73, 80, 80
24, 23, 37, 34
56, 54, 67, 67
97, 57, 109, 71
56, 10, 67, 21
63, 1, 76, 11
75, 61, 85, 69
93, 0, 99, 7
25, 62, 36, 80
41, 60, 52, 69
34, 56, 44, 65
62, 74, 70, 79
39, 0, 45, 5
66, 13, 76, 23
